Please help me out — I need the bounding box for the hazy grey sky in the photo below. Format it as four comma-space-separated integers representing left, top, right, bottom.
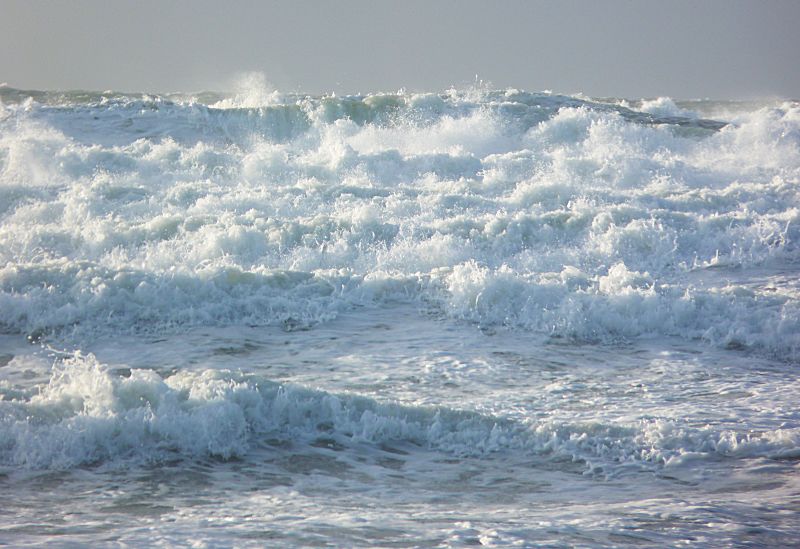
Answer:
1, 0, 798, 98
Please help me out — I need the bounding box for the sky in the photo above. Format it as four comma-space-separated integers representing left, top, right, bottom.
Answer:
1, 0, 798, 99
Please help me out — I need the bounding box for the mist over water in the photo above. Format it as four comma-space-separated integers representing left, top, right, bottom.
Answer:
1, 81, 799, 546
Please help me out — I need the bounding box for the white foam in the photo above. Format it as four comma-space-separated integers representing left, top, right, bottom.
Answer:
2, 351, 797, 471
639, 97, 697, 118
0, 90, 798, 358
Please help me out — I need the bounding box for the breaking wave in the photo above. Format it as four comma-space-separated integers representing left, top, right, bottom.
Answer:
1, 85, 799, 358
2, 352, 797, 470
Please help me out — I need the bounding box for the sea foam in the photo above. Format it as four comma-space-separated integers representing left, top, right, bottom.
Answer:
2, 352, 797, 470
0, 88, 798, 358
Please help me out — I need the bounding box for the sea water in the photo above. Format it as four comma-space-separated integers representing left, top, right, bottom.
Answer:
0, 81, 798, 547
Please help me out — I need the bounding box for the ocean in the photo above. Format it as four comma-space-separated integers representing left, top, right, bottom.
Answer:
0, 82, 798, 547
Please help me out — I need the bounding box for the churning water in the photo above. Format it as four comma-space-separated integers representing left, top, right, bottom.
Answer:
1, 82, 798, 546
